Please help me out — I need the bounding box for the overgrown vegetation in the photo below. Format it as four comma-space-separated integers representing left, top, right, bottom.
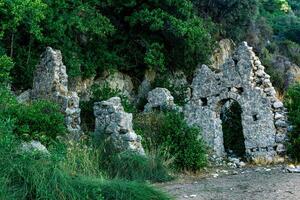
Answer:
0, 127, 171, 200
0, 0, 214, 90
100, 150, 173, 183
0, 87, 66, 145
285, 83, 300, 161
2, 0, 300, 198
134, 111, 207, 171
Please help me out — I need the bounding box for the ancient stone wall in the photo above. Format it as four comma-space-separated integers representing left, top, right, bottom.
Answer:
31, 47, 81, 139
94, 97, 144, 154
185, 42, 288, 161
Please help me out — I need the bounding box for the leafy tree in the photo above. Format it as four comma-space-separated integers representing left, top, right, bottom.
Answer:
193, 0, 259, 41
0, 55, 13, 85
0, 0, 213, 90
0, 0, 46, 88
101, 0, 214, 76
0, 0, 115, 89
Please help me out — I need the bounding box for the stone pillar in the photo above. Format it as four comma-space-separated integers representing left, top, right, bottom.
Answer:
31, 47, 81, 139
94, 97, 145, 154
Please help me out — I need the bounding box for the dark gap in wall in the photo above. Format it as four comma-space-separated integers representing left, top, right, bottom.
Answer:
201, 98, 208, 106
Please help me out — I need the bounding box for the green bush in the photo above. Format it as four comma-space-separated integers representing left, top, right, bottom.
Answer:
134, 111, 207, 171
14, 100, 67, 144
285, 83, 300, 161
0, 87, 66, 145
102, 151, 173, 183
0, 55, 14, 85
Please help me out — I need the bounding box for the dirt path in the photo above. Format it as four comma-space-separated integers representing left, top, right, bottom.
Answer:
162, 166, 300, 200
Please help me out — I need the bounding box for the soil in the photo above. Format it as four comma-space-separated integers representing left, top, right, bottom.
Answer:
161, 165, 300, 200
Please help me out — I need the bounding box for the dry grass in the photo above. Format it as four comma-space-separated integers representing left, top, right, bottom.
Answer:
252, 155, 285, 165
275, 91, 285, 102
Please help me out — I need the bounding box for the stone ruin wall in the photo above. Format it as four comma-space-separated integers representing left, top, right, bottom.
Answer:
28, 43, 288, 161
31, 47, 81, 139
93, 97, 144, 154
185, 42, 288, 161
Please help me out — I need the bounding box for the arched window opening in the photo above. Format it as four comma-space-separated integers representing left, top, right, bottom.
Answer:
220, 100, 246, 158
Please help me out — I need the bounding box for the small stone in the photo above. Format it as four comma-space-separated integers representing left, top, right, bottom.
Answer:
256, 70, 265, 77
21, 140, 49, 154
239, 161, 246, 167
189, 194, 197, 198
232, 171, 238, 175
273, 101, 284, 109
212, 173, 219, 178
276, 144, 286, 153
274, 113, 284, 120
275, 120, 288, 128
255, 60, 262, 66
257, 65, 265, 70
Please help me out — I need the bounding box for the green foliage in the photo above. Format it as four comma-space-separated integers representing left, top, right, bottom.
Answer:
134, 111, 207, 171
102, 151, 173, 183
0, 55, 13, 85
100, 179, 171, 200
285, 83, 300, 161
194, 0, 259, 41
265, 65, 286, 93
14, 100, 66, 144
0, 0, 214, 90
278, 40, 300, 65
0, 87, 66, 145
0, 0, 46, 39
221, 101, 246, 157
144, 43, 166, 72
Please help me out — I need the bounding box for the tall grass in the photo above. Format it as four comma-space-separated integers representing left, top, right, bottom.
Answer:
103, 150, 173, 183
0, 129, 172, 200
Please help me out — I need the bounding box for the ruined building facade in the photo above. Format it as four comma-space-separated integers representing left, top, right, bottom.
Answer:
185, 42, 288, 161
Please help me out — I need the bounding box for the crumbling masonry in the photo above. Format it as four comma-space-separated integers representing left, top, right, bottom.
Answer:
185, 42, 288, 161
31, 47, 81, 139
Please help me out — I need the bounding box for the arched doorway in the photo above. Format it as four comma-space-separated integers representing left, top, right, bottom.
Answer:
220, 99, 246, 158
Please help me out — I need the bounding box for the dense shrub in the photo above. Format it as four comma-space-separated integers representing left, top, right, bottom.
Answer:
14, 100, 66, 144
0, 87, 66, 145
134, 111, 207, 171
284, 83, 300, 161
0, 55, 14, 85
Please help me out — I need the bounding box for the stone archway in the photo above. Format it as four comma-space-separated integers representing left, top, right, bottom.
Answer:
185, 42, 288, 161
219, 99, 245, 158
